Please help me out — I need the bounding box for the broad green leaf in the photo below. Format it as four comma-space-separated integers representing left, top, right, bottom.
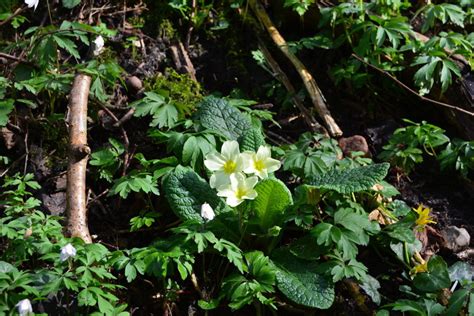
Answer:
306, 163, 390, 193
413, 256, 451, 292
445, 288, 470, 316
196, 96, 252, 140
250, 179, 293, 231
163, 165, 226, 222
271, 248, 335, 309
239, 127, 265, 152
62, 0, 81, 9
0, 99, 14, 126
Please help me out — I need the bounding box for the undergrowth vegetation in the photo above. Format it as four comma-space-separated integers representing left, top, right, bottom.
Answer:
0, 0, 473, 315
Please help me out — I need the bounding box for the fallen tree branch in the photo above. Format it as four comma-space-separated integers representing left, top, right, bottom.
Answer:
352, 54, 474, 118
66, 74, 93, 243
249, 0, 342, 137
258, 41, 328, 136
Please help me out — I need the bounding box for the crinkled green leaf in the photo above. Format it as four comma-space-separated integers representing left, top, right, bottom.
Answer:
164, 166, 226, 222
306, 163, 390, 193
239, 128, 265, 152
271, 248, 335, 309
196, 96, 252, 140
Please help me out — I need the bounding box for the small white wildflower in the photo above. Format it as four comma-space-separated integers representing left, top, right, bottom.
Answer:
242, 145, 281, 179
204, 140, 244, 189
16, 299, 33, 316
92, 35, 105, 56
200, 203, 215, 221
217, 173, 258, 207
24, 0, 39, 10
60, 243, 77, 262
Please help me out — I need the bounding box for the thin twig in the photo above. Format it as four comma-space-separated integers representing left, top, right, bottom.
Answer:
0, 52, 37, 68
352, 54, 474, 118
0, 6, 26, 27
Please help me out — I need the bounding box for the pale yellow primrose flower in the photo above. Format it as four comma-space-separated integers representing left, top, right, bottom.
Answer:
413, 204, 436, 229
242, 145, 281, 179
204, 140, 244, 189
217, 173, 258, 207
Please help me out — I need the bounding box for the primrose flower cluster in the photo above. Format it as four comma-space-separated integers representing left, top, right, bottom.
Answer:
204, 140, 281, 207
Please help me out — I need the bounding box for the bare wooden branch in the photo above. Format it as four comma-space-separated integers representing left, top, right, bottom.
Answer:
258, 42, 328, 136
67, 74, 93, 243
249, 0, 342, 137
170, 41, 197, 81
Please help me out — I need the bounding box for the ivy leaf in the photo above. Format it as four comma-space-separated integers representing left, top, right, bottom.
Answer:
271, 248, 335, 309
196, 96, 252, 140
163, 165, 227, 222
413, 255, 451, 292
306, 163, 390, 194
0, 99, 14, 127
249, 179, 293, 232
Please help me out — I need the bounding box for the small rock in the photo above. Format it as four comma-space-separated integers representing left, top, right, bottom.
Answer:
338, 135, 371, 158
41, 192, 66, 216
442, 226, 470, 253
125, 76, 143, 93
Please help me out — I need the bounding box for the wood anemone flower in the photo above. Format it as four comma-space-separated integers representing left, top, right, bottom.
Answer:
24, 0, 39, 10
413, 204, 436, 229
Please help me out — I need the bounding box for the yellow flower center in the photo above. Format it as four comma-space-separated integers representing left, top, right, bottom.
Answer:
235, 187, 246, 199
254, 159, 265, 172
223, 160, 237, 174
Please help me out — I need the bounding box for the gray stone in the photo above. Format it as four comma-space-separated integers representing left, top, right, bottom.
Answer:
442, 226, 471, 253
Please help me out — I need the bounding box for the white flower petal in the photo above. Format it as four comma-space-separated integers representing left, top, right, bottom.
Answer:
221, 140, 240, 159
226, 196, 243, 207
200, 203, 215, 221
264, 158, 281, 173
256, 145, 271, 160
16, 299, 33, 316
60, 243, 77, 262
25, 0, 39, 10
245, 176, 259, 189
212, 171, 231, 189
204, 153, 225, 171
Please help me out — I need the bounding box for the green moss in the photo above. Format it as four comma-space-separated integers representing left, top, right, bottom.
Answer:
145, 68, 204, 116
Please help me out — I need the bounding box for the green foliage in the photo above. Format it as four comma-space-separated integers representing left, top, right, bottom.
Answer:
0, 174, 129, 315
249, 179, 293, 232
90, 138, 124, 182
146, 69, 202, 113
0, 99, 14, 126
221, 251, 276, 310
307, 163, 390, 194
163, 166, 227, 222
283, 0, 315, 16
439, 139, 474, 177
196, 96, 253, 140
271, 248, 335, 309
413, 256, 451, 293
132, 91, 179, 129
283, 132, 342, 178
379, 120, 450, 174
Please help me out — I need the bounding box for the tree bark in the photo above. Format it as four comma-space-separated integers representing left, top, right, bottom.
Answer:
66, 74, 92, 243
